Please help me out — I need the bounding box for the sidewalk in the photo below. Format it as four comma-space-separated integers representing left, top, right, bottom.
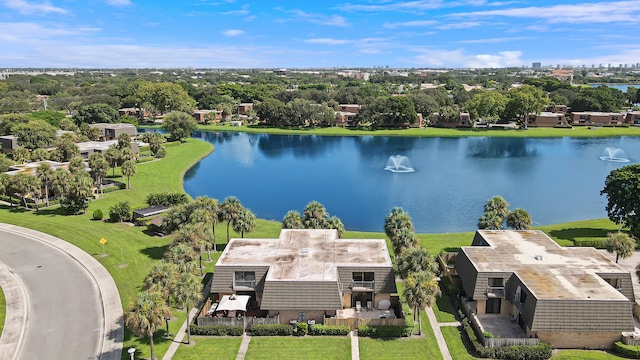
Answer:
426, 306, 453, 360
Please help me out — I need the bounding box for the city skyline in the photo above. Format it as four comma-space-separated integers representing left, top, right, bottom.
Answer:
1, 0, 639, 69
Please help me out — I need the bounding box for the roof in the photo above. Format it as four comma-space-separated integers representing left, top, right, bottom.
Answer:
460, 230, 629, 301
89, 123, 136, 130
133, 205, 170, 218
77, 140, 119, 153
216, 229, 392, 282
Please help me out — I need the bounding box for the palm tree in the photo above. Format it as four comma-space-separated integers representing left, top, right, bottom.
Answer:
124, 290, 171, 360
328, 215, 345, 238
396, 246, 438, 280
484, 196, 510, 218
172, 273, 202, 345
121, 160, 136, 189
391, 226, 418, 260
142, 262, 178, 337
478, 211, 504, 230
193, 196, 220, 253
233, 207, 256, 238
36, 162, 54, 207
68, 156, 85, 175
384, 207, 415, 242
88, 152, 108, 197
302, 201, 329, 229
506, 208, 532, 230
282, 210, 303, 229
219, 196, 243, 242
403, 271, 441, 335
164, 243, 198, 274
481, 196, 509, 228
104, 145, 121, 176
606, 232, 636, 263
174, 223, 210, 276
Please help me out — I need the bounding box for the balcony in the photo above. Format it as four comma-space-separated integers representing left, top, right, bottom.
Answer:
233, 280, 256, 290
486, 286, 504, 298
351, 280, 375, 291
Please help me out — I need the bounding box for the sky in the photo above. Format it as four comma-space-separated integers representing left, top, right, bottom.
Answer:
1, 0, 640, 69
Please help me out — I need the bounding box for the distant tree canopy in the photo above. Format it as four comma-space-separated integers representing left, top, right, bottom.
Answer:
74, 103, 119, 125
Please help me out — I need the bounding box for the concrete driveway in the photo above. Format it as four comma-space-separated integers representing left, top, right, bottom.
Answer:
0, 224, 123, 360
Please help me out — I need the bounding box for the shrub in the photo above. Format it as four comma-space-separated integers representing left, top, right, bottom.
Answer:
483, 331, 495, 338
308, 324, 350, 336
295, 322, 308, 336
109, 201, 132, 222
92, 209, 104, 220
250, 324, 293, 336
189, 324, 243, 336
145, 192, 188, 206
136, 156, 154, 163
495, 343, 552, 360
573, 238, 607, 248
613, 341, 640, 358
358, 325, 413, 338
155, 146, 167, 158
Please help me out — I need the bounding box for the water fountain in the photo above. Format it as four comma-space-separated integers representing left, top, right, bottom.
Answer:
384, 155, 415, 173
599, 147, 630, 162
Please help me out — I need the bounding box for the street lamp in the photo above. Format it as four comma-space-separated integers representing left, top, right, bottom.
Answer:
128, 347, 135, 360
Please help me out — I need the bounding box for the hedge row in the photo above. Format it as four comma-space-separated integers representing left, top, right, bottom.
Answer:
251, 324, 294, 336
358, 325, 412, 337
189, 324, 244, 336
308, 324, 350, 336
613, 341, 640, 358
295, 322, 308, 336
573, 238, 607, 248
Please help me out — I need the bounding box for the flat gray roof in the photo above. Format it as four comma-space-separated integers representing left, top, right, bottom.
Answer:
216, 229, 393, 282
462, 230, 629, 301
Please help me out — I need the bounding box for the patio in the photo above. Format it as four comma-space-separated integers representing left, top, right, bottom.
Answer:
336, 308, 396, 320
476, 314, 525, 338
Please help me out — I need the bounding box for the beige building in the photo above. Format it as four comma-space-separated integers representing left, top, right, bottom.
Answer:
210, 229, 398, 325
89, 123, 137, 141
454, 230, 635, 349
570, 112, 625, 126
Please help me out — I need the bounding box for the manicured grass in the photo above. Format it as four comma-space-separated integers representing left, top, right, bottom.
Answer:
551, 349, 624, 359
0, 285, 5, 337
358, 305, 442, 359
441, 326, 478, 360
245, 337, 351, 360
433, 292, 457, 323
171, 337, 243, 360
195, 123, 640, 139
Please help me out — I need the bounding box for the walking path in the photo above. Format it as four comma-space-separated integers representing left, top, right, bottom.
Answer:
350, 330, 360, 360
235, 333, 251, 360
161, 307, 199, 360
426, 306, 453, 360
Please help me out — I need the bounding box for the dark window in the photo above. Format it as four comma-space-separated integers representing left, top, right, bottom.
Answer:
519, 290, 527, 304
235, 271, 255, 282
353, 272, 374, 281
488, 277, 503, 287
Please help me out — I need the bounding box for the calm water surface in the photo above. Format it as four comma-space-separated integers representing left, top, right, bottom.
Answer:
184, 132, 640, 233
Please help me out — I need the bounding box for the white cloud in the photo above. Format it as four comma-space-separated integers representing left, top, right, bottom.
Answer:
436, 21, 482, 30
449, 1, 640, 24
337, 0, 495, 13
305, 38, 352, 45
2, 0, 67, 14
457, 36, 531, 44
280, 8, 349, 27
105, 0, 132, 6
409, 49, 523, 68
221, 29, 244, 36
383, 20, 437, 29
0, 22, 99, 42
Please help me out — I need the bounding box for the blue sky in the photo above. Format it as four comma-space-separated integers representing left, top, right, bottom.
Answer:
1, 0, 639, 68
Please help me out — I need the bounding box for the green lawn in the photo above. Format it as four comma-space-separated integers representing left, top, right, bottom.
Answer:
433, 292, 457, 323
551, 349, 624, 359
0, 285, 5, 337
195, 123, 640, 139
441, 326, 478, 360
171, 337, 243, 360
245, 337, 351, 360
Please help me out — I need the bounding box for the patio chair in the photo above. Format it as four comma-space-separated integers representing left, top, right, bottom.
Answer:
355, 301, 361, 312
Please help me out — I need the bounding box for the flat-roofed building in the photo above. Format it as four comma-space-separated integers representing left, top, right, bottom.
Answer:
455, 230, 635, 349
76, 139, 139, 159
211, 229, 397, 324
89, 123, 137, 141
0, 135, 19, 154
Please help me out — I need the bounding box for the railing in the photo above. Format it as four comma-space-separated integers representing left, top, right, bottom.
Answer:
486, 286, 505, 298
351, 280, 374, 289
234, 280, 256, 289
325, 317, 406, 330
484, 337, 540, 348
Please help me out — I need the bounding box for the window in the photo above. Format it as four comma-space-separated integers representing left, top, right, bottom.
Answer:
234, 271, 256, 288
353, 272, 374, 282
519, 290, 527, 304
488, 278, 504, 287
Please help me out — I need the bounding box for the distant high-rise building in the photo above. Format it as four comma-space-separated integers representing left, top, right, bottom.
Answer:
532, 62, 541, 69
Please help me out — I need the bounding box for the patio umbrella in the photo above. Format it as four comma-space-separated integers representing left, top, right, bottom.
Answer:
216, 294, 251, 311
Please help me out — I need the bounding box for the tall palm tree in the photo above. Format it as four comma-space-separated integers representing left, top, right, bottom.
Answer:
282, 210, 303, 229
219, 196, 243, 242
172, 273, 202, 345
506, 208, 532, 230
124, 290, 171, 360
68, 156, 85, 175
104, 145, 121, 176
164, 243, 198, 274
328, 215, 345, 238
174, 223, 210, 276
478, 211, 504, 230
36, 162, 54, 207
193, 196, 220, 252
396, 246, 438, 280
403, 271, 441, 335
142, 262, 178, 337
484, 196, 509, 218
384, 207, 415, 242
121, 160, 136, 189
88, 152, 108, 197
233, 207, 256, 238
302, 201, 329, 229
391, 226, 418, 260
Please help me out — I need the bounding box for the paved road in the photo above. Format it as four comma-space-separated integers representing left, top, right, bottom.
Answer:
0, 224, 123, 360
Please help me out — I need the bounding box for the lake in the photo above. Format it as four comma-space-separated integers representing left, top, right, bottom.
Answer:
589, 83, 639, 92
184, 132, 640, 233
